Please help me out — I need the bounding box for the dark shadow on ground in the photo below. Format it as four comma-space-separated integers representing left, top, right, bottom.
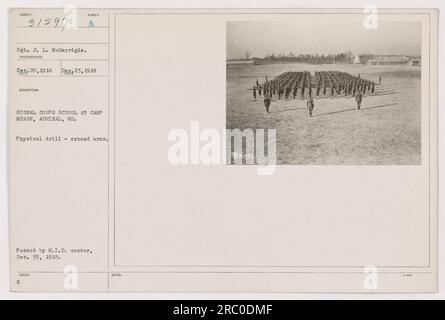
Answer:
362, 102, 399, 111
270, 107, 308, 113
313, 108, 357, 117
372, 91, 398, 97
313, 103, 399, 117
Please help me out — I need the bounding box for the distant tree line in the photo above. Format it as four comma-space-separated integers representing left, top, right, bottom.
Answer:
357, 54, 375, 64
233, 52, 379, 65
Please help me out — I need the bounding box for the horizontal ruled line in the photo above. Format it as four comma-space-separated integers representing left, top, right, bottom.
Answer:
16, 26, 108, 29
16, 42, 109, 45
16, 59, 109, 61
17, 75, 109, 78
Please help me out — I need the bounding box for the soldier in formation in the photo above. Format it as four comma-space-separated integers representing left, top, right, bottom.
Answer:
264, 94, 271, 113
307, 95, 315, 117
250, 71, 373, 115
355, 91, 363, 110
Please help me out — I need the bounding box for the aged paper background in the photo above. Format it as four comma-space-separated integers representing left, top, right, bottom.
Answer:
6, 7, 438, 293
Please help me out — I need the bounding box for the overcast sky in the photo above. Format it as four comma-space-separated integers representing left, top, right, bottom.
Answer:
227, 19, 422, 59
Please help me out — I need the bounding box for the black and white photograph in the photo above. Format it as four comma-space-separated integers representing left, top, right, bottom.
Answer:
2, 5, 441, 298
226, 19, 422, 165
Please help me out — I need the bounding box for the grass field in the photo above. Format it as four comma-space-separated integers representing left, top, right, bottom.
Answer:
226, 63, 421, 165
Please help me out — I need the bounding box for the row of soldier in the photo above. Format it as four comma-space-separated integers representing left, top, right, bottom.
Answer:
263, 89, 365, 116
252, 71, 377, 101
